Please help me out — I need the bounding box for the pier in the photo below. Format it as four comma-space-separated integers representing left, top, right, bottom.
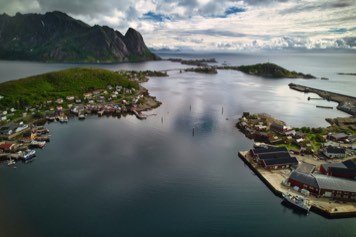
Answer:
289, 83, 356, 115
238, 151, 356, 218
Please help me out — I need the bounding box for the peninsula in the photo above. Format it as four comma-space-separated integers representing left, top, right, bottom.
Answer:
237, 112, 356, 218
0, 68, 163, 162
0, 11, 159, 63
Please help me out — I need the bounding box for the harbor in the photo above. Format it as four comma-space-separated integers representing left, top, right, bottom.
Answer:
238, 150, 356, 218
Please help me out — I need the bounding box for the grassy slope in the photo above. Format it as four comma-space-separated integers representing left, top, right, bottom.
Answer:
0, 67, 139, 109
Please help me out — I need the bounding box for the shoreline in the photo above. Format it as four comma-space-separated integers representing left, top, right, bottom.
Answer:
238, 151, 356, 218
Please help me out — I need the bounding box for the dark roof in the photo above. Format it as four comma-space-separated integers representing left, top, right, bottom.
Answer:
271, 123, 284, 129
321, 162, 347, 170
257, 152, 291, 160
329, 167, 356, 176
330, 133, 348, 140
263, 157, 298, 166
0, 124, 18, 135
296, 162, 315, 174
314, 174, 356, 193
325, 146, 346, 154
343, 160, 356, 169
289, 170, 319, 188
251, 146, 288, 155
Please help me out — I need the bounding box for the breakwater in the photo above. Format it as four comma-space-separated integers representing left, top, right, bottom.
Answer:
289, 83, 356, 116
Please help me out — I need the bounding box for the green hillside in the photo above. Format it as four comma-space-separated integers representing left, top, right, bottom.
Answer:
0, 67, 138, 109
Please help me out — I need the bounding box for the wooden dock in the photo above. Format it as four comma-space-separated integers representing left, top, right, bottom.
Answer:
238, 151, 356, 218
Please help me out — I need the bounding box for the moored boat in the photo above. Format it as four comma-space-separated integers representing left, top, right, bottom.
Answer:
78, 114, 86, 120
282, 192, 311, 213
21, 149, 36, 160
30, 140, 46, 148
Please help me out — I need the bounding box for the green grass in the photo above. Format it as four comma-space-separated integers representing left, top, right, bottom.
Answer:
0, 67, 139, 110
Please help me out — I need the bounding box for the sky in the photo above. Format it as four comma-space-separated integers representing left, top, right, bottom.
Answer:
1, 0, 356, 51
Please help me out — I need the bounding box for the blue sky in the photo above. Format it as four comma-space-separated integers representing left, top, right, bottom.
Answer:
1, 0, 355, 51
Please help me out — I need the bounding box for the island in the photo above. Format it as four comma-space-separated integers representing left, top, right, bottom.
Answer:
237, 112, 356, 218
337, 73, 356, 76
0, 68, 163, 162
218, 63, 316, 79
168, 58, 217, 66
184, 67, 218, 74
0, 11, 159, 63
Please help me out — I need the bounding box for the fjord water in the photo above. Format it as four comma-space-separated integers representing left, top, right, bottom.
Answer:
0, 52, 355, 237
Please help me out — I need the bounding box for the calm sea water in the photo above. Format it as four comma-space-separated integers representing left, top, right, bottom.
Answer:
0, 52, 355, 237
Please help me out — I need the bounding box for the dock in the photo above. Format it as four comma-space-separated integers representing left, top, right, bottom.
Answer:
289, 83, 356, 115
316, 105, 333, 109
238, 151, 356, 218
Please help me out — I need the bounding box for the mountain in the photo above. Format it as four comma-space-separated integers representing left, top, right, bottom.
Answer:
0, 11, 159, 63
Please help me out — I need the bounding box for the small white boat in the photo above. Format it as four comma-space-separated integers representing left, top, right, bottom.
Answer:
30, 140, 46, 148
282, 192, 311, 213
59, 116, 68, 123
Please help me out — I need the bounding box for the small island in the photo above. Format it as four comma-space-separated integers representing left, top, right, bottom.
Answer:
337, 73, 356, 76
218, 63, 315, 79
0, 68, 163, 163
184, 67, 218, 74
168, 58, 217, 66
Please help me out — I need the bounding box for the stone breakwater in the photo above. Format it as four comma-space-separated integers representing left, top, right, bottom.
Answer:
289, 83, 356, 116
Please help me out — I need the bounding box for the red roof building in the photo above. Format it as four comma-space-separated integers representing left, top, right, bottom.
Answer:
0, 143, 15, 151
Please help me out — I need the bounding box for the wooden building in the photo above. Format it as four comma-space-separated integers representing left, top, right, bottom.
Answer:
288, 170, 356, 201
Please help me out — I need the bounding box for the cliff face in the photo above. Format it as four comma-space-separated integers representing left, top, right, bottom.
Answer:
0, 11, 159, 63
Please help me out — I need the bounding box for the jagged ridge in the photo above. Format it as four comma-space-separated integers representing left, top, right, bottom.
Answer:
0, 11, 159, 63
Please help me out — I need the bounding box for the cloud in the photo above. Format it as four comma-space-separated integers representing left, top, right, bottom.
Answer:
141, 11, 171, 22
0, 0, 355, 51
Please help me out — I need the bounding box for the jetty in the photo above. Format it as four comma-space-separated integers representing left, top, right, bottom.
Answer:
238, 151, 356, 218
289, 83, 356, 115
316, 105, 333, 109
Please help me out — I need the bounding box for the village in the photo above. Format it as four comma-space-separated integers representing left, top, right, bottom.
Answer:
0, 70, 162, 167
237, 112, 356, 217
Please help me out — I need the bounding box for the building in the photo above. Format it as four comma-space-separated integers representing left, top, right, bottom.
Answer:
323, 146, 346, 158
320, 160, 356, 180
0, 142, 16, 152
250, 146, 298, 170
270, 123, 286, 134
288, 170, 356, 201
0, 124, 18, 136
327, 133, 349, 142
296, 162, 315, 175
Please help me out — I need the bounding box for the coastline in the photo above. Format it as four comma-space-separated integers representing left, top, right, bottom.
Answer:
238, 151, 356, 218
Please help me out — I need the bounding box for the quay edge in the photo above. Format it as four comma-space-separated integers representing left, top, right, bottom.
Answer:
238, 151, 356, 219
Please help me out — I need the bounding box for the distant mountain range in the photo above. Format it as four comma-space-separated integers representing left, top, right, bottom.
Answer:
0, 11, 159, 63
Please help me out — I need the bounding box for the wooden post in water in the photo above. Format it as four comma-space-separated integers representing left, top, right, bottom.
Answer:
161, 116, 163, 124
190, 105, 191, 111
192, 127, 195, 136
222, 106, 224, 115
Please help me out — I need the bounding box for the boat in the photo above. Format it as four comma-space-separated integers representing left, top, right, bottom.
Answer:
30, 140, 46, 148
22, 149, 36, 160
282, 192, 311, 213
58, 116, 68, 123
78, 114, 86, 120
